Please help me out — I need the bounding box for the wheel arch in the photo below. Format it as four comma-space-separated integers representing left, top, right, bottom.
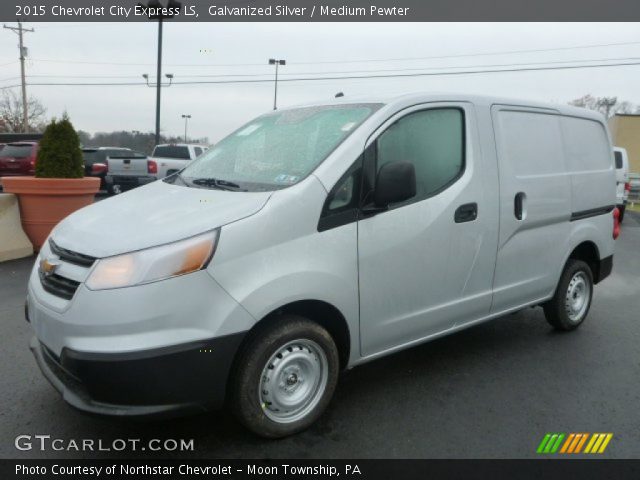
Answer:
235, 299, 352, 371
566, 240, 602, 283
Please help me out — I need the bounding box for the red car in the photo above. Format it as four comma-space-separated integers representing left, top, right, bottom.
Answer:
0, 141, 39, 177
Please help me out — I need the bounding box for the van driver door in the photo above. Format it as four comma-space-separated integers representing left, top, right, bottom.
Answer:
358, 103, 499, 357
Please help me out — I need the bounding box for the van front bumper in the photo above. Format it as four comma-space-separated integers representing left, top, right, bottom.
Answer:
29, 332, 244, 417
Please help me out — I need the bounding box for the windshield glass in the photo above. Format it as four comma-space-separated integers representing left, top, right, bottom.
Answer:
178, 103, 380, 191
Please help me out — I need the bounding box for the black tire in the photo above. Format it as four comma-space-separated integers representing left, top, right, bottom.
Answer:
618, 205, 625, 223
543, 259, 593, 331
229, 315, 340, 438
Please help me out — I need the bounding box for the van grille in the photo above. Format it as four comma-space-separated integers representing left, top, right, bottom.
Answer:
39, 271, 81, 300
49, 240, 96, 267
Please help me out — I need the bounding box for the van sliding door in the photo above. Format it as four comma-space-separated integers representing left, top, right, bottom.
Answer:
490, 106, 571, 313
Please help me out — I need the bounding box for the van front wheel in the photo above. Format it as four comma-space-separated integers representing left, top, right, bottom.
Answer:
229, 315, 339, 438
543, 259, 593, 331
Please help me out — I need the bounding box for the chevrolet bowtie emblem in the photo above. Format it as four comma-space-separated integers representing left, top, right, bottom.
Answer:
40, 258, 60, 277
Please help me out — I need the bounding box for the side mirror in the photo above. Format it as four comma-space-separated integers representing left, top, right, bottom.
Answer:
374, 161, 417, 207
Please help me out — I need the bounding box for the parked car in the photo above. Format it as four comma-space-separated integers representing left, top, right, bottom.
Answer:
629, 172, 640, 204
82, 147, 137, 193
27, 94, 617, 438
0, 141, 38, 178
150, 143, 207, 178
105, 153, 156, 194
614, 147, 630, 222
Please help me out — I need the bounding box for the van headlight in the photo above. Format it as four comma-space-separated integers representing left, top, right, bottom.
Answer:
85, 230, 219, 290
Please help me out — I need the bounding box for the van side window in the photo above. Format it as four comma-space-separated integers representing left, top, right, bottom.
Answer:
318, 155, 363, 232
194, 147, 203, 157
376, 108, 464, 203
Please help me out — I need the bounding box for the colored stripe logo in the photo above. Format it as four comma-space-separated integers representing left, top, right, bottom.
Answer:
537, 433, 613, 454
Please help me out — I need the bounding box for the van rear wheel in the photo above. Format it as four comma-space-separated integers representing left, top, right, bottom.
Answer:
543, 259, 593, 331
229, 315, 339, 438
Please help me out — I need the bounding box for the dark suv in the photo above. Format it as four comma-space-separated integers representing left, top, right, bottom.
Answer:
0, 142, 39, 177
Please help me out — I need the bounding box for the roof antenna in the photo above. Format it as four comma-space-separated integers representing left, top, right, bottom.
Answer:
335, 92, 344, 98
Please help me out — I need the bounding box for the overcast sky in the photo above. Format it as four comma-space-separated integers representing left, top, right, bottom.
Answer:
1, 22, 639, 143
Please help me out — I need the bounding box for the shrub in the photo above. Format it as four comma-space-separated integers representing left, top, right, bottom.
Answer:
35, 115, 84, 178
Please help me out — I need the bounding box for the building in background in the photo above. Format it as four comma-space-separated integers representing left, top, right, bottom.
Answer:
609, 114, 640, 173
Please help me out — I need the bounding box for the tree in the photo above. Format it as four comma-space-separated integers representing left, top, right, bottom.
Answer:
35, 114, 84, 178
569, 95, 639, 118
0, 89, 47, 133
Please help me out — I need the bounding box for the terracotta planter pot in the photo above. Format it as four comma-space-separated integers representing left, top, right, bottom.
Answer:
0, 176, 100, 250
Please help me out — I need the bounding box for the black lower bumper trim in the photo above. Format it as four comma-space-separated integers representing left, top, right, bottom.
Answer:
597, 255, 613, 283
30, 332, 246, 418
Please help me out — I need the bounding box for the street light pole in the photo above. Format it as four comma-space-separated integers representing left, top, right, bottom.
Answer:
268, 58, 286, 110
155, 17, 163, 146
181, 114, 191, 143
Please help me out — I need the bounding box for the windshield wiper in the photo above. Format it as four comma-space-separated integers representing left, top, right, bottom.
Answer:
191, 177, 246, 191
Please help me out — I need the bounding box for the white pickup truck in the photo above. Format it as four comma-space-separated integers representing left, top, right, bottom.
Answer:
106, 144, 208, 193
150, 143, 207, 178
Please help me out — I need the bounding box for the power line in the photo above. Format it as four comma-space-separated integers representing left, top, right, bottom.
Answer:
2, 59, 639, 90
15, 39, 640, 69
4, 55, 640, 83
291, 40, 640, 65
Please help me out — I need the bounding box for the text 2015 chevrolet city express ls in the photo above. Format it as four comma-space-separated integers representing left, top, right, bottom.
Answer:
27, 94, 618, 438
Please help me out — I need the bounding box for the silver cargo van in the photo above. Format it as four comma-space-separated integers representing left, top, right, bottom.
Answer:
27, 93, 618, 438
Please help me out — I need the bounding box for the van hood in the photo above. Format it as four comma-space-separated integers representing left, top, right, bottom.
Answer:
51, 180, 272, 258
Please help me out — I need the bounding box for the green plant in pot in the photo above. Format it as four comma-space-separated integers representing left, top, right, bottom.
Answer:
1, 115, 100, 250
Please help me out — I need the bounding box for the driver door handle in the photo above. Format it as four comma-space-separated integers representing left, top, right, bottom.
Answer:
454, 202, 478, 223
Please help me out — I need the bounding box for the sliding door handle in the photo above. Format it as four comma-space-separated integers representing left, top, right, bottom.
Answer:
514, 192, 526, 220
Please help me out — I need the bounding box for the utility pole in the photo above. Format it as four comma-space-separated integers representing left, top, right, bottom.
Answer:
3, 21, 34, 132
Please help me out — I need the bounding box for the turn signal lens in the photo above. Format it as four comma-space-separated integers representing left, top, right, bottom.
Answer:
613, 208, 620, 240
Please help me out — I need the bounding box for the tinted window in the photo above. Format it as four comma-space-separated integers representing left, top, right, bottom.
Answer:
614, 151, 623, 169
1, 144, 34, 158
82, 149, 102, 164
194, 147, 203, 157
376, 108, 464, 201
154, 146, 190, 159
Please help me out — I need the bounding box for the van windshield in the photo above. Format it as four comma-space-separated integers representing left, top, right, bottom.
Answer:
175, 103, 380, 191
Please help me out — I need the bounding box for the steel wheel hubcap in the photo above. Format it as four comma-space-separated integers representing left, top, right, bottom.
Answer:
565, 271, 591, 322
259, 339, 328, 424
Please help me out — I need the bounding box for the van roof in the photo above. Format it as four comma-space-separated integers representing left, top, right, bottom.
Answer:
281, 92, 606, 122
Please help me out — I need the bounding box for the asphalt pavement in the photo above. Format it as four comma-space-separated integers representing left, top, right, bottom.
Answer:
1, 213, 639, 459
